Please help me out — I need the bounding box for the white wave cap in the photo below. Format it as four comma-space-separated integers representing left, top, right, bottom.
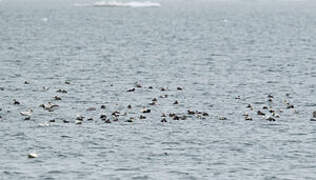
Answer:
93, 1, 161, 8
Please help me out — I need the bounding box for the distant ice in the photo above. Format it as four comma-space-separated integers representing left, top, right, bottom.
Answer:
74, 1, 161, 8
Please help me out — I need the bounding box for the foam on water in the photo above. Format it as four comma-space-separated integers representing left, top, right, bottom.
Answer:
93, 1, 161, 8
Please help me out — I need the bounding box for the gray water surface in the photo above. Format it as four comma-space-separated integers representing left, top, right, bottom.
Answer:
1, 0, 316, 179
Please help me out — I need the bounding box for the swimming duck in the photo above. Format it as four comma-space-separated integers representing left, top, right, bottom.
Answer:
100, 105, 106, 109
161, 118, 167, 122
112, 111, 120, 117
28, 153, 38, 158
173, 100, 179, 105
139, 115, 146, 119
141, 108, 151, 113
202, 112, 209, 116
40, 102, 59, 111
13, 99, 20, 105
287, 104, 294, 109
257, 111, 265, 116
219, 117, 227, 120
127, 88, 135, 92
135, 82, 142, 88
54, 96, 62, 101
56, 89, 67, 93
126, 117, 134, 122
149, 101, 156, 106
76, 115, 85, 121
100, 114, 107, 120
177, 87, 183, 91
266, 116, 276, 121
245, 116, 253, 121
20, 109, 33, 116
75, 120, 82, 125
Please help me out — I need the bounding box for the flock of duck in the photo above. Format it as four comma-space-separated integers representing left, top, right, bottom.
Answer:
0, 81, 212, 125
1, 81, 316, 125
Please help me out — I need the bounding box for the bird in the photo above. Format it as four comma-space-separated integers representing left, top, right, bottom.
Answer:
20, 109, 33, 116
40, 102, 59, 111
141, 108, 151, 113
54, 96, 62, 100
257, 111, 265, 116
13, 99, 20, 105
56, 89, 67, 93
127, 88, 135, 92
28, 153, 38, 158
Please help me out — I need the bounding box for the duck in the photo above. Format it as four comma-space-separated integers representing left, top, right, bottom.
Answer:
101, 105, 106, 109
202, 112, 209, 116
287, 104, 294, 109
13, 99, 20, 105
257, 111, 265, 116
75, 120, 82, 125
141, 108, 151, 113
76, 115, 85, 121
112, 111, 120, 117
160, 87, 166, 91
219, 117, 227, 120
100, 114, 107, 120
161, 118, 167, 122
28, 153, 38, 158
266, 116, 276, 121
173, 100, 179, 105
245, 116, 253, 121
54, 96, 62, 101
149, 101, 156, 106
177, 87, 183, 91
135, 82, 142, 88
56, 89, 67, 93
20, 109, 33, 116
127, 88, 135, 92
40, 102, 59, 111
139, 115, 146, 119
126, 117, 134, 122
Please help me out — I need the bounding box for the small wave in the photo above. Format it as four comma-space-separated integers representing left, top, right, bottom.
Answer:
93, 1, 161, 8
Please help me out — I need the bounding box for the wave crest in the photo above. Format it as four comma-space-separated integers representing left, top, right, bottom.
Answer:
93, 1, 161, 8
